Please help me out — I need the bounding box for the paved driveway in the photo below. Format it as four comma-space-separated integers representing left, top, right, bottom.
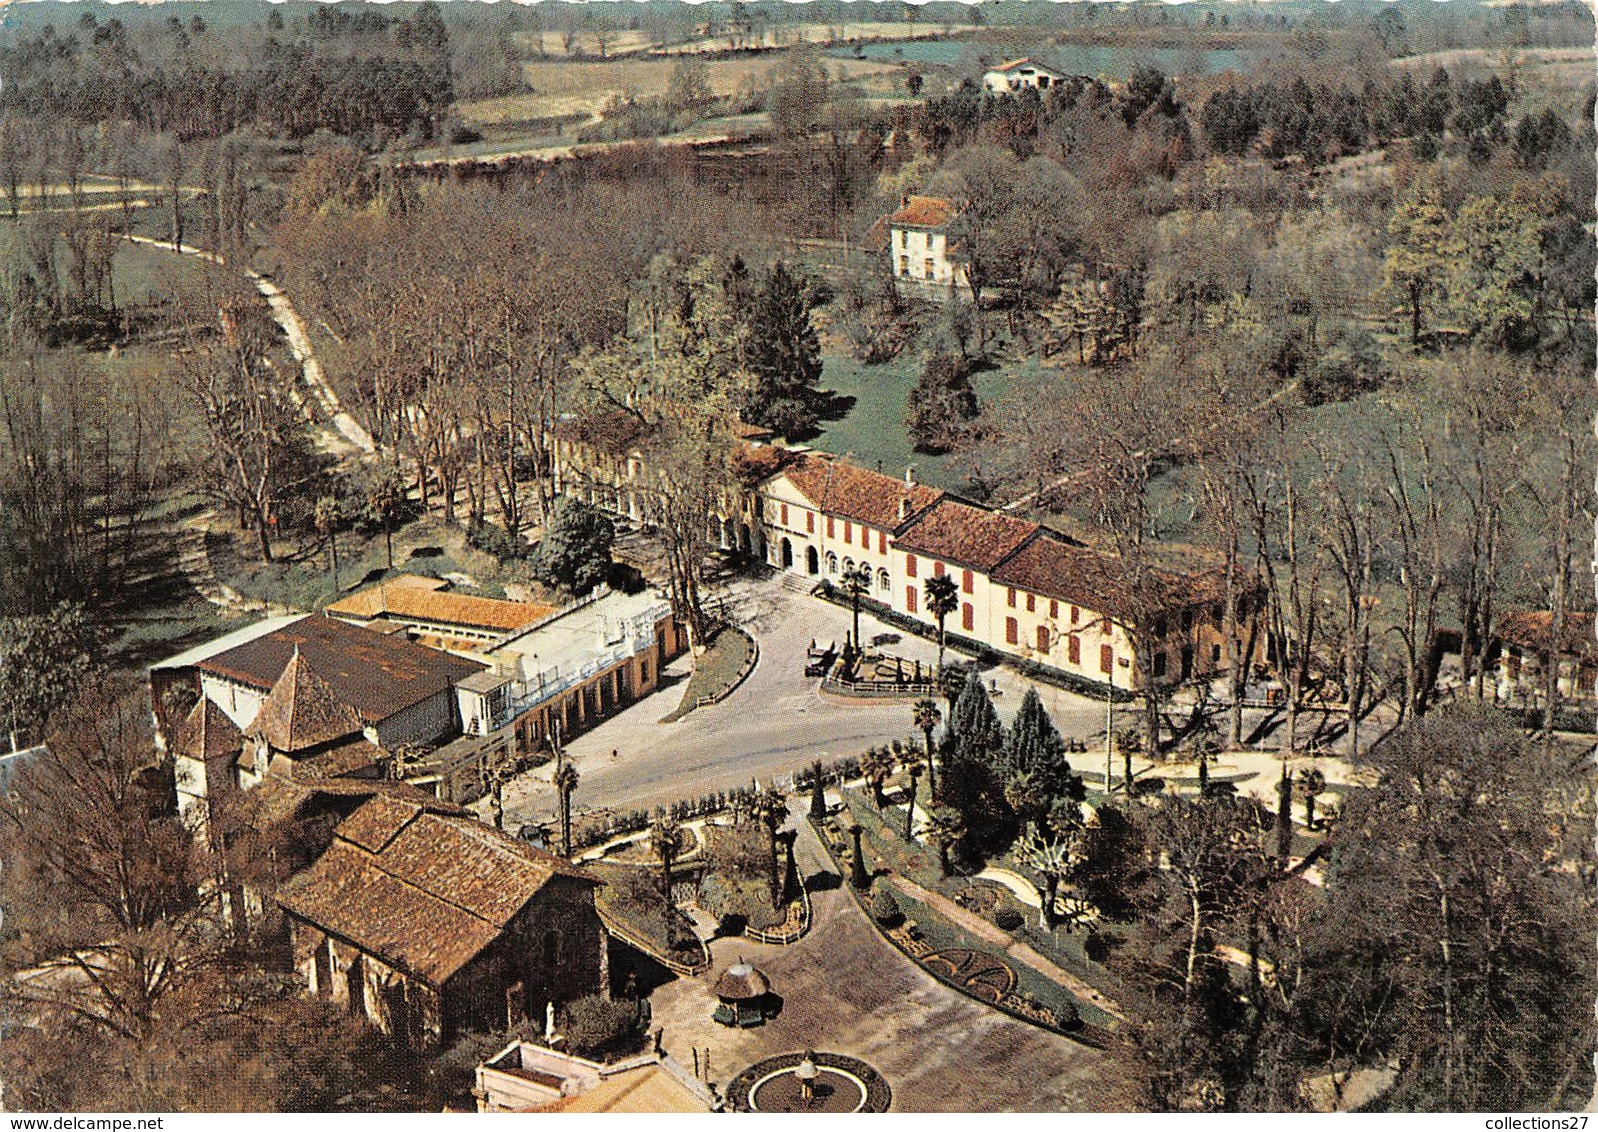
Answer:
646, 819, 1145, 1112
497, 578, 1116, 827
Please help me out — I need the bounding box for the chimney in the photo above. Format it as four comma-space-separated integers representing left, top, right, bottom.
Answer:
904, 465, 915, 485
899, 497, 912, 522
900, 193, 909, 208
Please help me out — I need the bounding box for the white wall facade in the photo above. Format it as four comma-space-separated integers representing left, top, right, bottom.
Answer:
890, 226, 965, 290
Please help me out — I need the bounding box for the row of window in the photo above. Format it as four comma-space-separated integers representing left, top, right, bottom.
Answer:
824, 552, 893, 593
898, 255, 938, 281
903, 556, 975, 594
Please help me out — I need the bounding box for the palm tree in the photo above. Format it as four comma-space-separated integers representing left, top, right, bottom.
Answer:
554, 759, 580, 858
1018, 818, 1083, 930
651, 815, 685, 898
840, 562, 873, 649
925, 806, 966, 877
313, 496, 343, 593
861, 746, 896, 809
913, 698, 941, 802
1297, 766, 1326, 830
753, 788, 789, 910
923, 573, 959, 672
365, 471, 404, 572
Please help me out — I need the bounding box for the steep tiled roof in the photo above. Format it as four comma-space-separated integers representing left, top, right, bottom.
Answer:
268, 736, 386, 780
991, 534, 1229, 622
277, 795, 598, 986
246, 649, 365, 754
780, 455, 944, 534
327, 578, 553, 633
1496, 610, 1597, 663
896, 498, 1040, 572
197, 615, 485, 725
172, 698, 243, 763
253, 774, 465, 832
887, 195, 957, 230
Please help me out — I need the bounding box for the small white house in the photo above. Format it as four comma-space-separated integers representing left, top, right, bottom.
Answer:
884, 195, 968, 293
982, 58, 1065, 94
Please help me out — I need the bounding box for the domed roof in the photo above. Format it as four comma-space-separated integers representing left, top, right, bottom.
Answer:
714, 960, 772, 1001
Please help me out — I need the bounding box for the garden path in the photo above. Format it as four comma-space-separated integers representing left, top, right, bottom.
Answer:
646, 817, 1142, 1111
885, 874, 1126, 1022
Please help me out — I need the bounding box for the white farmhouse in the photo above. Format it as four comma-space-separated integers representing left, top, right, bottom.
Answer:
982, 58, 1066, 94
883, 195, 968, 294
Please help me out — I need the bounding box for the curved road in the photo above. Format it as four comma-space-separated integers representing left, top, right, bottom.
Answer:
123, 234, 376, 457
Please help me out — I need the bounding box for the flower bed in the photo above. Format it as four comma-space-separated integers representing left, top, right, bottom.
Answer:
725, 1051, 892, 1113
811, 810, 1091, 1039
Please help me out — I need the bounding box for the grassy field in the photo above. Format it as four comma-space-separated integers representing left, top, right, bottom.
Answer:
808, 348, 1035, 498
459, 54, 901, 127
216, 516, 532, 613
1393, 46, 1594, 92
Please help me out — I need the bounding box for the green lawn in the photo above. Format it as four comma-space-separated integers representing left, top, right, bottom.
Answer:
216, 517, 526, 613
662, 625, 755, 721
809, 350, 1030, 497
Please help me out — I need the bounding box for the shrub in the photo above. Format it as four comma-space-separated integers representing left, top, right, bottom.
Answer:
530, 497, 615, 595
465, 519, 526, 562
1053, 999, 1082, 1031
993, 907, 1024, 932
906, 351, 979, 455
1301, 329, 1386, 406
870, 885, 902, 926
561, 995, 648, 1060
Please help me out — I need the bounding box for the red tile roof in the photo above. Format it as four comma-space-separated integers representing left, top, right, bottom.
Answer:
253, 774, 465, 831
895, 498, 1040, 572
172, 698, 242, 763
991, 534, 1229, 622
246, 649, 366, 754
779, 455, 944, 534
327, 577, 553, 633
887, 195, 957, 230
1496, 610, 1597, 663
277, 795, 598, 987
197, 615, 484, 726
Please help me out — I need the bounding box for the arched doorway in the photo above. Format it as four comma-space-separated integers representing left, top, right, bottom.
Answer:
781, 538, 794, 569
805, 545, 819, 575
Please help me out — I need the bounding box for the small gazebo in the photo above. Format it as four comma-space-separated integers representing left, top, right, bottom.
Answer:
712, 959, 774, 1028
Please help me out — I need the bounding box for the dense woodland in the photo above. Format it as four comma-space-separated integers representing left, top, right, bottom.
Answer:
0, 0, 1591, 1113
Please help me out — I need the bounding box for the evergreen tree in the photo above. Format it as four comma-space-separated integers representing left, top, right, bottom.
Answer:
1001, 688, 1070, 788
531, 496, 614, 594
940, 671, 1009, 835
743, 261, 824, 437
906, 350, 978, 454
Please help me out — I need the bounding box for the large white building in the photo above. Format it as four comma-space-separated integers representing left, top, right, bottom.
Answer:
750, 451, 1257, 693
982, 57, 1066, 94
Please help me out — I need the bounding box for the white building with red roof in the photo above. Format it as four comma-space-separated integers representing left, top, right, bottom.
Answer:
982, 57, 1066, 94
882, 194, 969, 293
